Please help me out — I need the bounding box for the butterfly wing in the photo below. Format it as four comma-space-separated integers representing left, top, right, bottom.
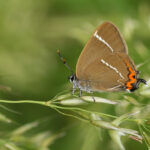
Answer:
76, 22, 136, 91
96, 22, 136, 69
96, 22, 128, 54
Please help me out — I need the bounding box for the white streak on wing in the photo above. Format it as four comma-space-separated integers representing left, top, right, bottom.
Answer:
94, 31, 114, 52
101, 59, 124, 79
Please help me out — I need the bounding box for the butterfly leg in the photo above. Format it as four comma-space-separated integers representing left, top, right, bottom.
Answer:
90, 92, 95, 102
79, 89, 82, 97
72, 87, 76, 95
92, 95, 96, 102
72, 83, 76, 95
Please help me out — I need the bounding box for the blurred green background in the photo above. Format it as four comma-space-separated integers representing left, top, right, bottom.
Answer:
0, 0, 150, 150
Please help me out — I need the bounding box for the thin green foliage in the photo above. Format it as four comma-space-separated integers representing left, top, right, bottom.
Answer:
0, 80, 150, 150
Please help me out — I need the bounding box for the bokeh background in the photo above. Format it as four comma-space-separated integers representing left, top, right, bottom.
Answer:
0, 0, 150, 150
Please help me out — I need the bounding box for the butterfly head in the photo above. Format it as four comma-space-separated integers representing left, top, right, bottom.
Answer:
68, 74, 76, 83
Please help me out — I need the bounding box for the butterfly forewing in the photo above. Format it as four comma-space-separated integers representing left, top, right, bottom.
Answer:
96, 22, 128, 54
97, 22, 136, 69
76, 22, 137, 91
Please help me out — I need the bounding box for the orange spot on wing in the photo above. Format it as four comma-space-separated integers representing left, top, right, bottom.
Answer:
126, 63, 137, 90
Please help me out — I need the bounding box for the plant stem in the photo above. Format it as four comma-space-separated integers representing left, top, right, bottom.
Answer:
0, 99, 46, 105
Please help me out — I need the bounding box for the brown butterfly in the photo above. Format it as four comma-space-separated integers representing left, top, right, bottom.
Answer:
58, 22, 146, 95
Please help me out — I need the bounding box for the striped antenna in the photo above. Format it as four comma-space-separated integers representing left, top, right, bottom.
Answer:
57, 50, 74, 75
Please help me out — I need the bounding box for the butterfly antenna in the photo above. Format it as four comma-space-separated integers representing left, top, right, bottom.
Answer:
57, 50, 74, 75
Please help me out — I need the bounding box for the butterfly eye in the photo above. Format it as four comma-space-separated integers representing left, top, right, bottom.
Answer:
133, 75, 135, 78
68, 75, 76, 82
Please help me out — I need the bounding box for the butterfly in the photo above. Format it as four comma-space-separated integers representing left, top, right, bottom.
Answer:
58, 22, 147, 95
